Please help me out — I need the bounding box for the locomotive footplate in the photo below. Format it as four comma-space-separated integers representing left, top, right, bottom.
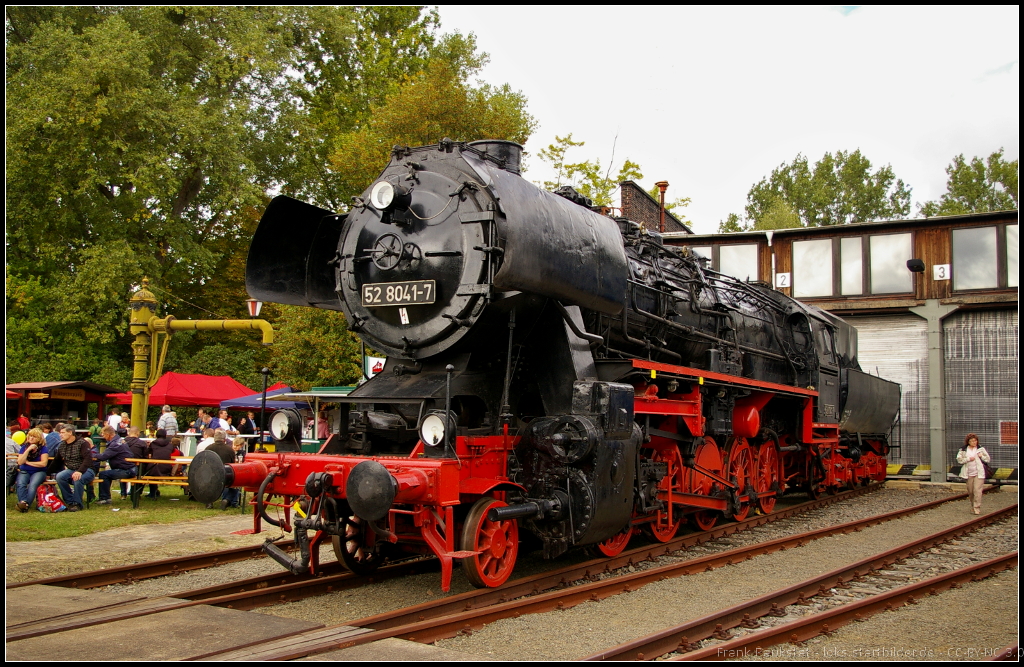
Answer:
606, 358, 820, 400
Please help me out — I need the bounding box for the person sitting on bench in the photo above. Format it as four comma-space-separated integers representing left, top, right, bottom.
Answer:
94, 426, 137, 505
143, 429, 176, 499
53, 425, 94, 512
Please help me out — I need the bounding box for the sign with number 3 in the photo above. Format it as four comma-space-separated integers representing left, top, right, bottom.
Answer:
933, 264, 950, 281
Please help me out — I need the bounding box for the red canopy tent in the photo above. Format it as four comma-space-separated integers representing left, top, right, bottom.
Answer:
106, 372, 256, 407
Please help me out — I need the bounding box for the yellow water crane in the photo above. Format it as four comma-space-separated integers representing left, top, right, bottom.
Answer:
128, 278, 274, 427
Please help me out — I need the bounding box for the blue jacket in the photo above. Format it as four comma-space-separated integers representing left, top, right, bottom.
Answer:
45, 430, 62, 455
94, 436, 136, 471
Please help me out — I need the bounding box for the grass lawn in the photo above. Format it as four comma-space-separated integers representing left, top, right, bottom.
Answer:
5, 483, 246, 542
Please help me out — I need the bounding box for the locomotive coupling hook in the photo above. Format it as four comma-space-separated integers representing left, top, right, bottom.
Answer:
262, 522, 311, 576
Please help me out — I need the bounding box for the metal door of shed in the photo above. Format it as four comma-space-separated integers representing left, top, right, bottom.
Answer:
844, 314, 928, 467
944, 309, 1018, 471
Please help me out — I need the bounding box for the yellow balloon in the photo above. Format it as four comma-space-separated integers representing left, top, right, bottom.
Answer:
12, 431, 26, 445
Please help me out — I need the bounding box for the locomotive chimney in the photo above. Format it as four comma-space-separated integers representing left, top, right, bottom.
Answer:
655, 181, 669, 233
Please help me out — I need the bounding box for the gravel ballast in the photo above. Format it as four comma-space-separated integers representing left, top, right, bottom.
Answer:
433, 488, 1018, 661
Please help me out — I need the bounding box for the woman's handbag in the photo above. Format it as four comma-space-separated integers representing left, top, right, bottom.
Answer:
982, 461, 994, 480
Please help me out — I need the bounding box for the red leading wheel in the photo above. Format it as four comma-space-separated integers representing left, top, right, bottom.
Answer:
726, 438, 755, 521
461, 497, 519, 588
595, 524, 633, 557
644, 445, 685, 542
755, 440, 781, 514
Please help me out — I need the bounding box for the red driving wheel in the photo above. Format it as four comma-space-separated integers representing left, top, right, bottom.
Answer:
755, 440, 781, 514
687, 436, 723, 531
595, 524, 633, 557
726, 438, 755, 521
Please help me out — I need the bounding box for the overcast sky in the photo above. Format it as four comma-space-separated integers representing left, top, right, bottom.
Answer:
437, 6, 1019, 234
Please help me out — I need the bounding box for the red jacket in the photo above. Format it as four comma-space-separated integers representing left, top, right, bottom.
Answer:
17, 415, 31, 431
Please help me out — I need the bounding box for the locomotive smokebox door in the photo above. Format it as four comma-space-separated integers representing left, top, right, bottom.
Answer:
337, 152, 493, 360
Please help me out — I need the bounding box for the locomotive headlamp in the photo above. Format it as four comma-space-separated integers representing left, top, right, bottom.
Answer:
369, 181, 412, 211
419, 413, 448, 447
270, 408, 302, 441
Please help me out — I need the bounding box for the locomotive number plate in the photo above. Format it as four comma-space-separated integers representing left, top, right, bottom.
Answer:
362, 280, 435, 307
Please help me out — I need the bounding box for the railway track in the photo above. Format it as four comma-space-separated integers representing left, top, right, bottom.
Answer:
673, 551, 1017, 661
5, 483, 885, 646
10, 485, 1001, 659
184, 487, 994, 661
583, 504, 1018, 660
5, 540, 295, 590
7, 483, 879, 599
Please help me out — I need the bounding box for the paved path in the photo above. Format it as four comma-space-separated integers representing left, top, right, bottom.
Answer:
5, 512, 288, 581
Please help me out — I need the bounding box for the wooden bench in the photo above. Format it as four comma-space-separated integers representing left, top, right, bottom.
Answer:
41, 477, 102, 508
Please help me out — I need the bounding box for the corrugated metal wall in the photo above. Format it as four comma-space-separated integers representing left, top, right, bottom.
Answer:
944, 309, 1019, 470
845, 315, 928, 465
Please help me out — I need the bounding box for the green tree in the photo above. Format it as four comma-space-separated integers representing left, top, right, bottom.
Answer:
267, 7, 440, 210
537, 133, 587, 189
744, 150, 911, 227
4, 8, 481, 388
537, 134, 641, 206
919, 149, 1019, 216
328, 32, 536, 200
6, 8, 302, 285
271, 307, 364, 391
5, 243, 143, 388
716, 198, 801, 233
717, 212, 746, 234
537, 135, 685, 210
569, 158, 643, 207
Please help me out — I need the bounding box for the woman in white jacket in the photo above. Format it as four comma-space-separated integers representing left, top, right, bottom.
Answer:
956, 433, 991, 515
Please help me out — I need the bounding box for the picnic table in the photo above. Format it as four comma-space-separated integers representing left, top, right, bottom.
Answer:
123, 458, 191, 509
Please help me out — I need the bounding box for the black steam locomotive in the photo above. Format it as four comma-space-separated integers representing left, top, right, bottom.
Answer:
190, 140, 900, 591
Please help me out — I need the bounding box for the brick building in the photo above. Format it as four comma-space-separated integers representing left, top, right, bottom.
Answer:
618, 181, 691, 233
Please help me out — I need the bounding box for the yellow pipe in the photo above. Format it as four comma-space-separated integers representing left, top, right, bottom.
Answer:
152, 317, 275, 345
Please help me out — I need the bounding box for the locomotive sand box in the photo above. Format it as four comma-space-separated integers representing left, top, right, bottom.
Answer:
189, 140, 901, 591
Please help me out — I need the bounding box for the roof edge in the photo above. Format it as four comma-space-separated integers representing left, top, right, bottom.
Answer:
667, 209, 1019, 241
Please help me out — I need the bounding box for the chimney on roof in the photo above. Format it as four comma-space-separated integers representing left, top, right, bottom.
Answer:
654, 181, 669, 233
